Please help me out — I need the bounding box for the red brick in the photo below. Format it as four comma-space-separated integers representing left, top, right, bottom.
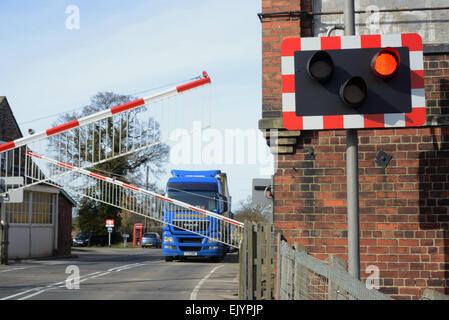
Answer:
264, 0, 449, 301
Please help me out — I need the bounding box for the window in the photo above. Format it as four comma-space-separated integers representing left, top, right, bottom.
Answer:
167, 190, 218, 212
144, 233, 156, 238
31, 192, 53, 224
6, 191, 55, 225
6, 191, 30, 224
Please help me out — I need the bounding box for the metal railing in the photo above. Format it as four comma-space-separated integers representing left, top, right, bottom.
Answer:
0, 72, 248, 248
276, 238, 392, 300
27, 151, 244, 248
0, 73, 211, 198
421, 289, 449, 300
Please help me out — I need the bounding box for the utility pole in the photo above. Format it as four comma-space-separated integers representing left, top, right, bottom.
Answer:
145, 166, 149, 232
0, 202, 9, 265
344, 0, 360, 280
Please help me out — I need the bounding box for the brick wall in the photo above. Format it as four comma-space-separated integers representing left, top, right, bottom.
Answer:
425, 54, 449, 125
263, 0, 303, 118
261, 0, 449, 299
274, 126, 449, 299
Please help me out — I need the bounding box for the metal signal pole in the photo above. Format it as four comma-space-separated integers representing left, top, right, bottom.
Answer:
145, 166, 149, 232
344, 0, 360, 280
0, 202, 9, 265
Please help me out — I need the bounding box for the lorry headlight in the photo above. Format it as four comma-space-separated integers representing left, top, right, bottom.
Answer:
207, 246, 219, 250
164, 236, 174, 243
164, 245, 176, 250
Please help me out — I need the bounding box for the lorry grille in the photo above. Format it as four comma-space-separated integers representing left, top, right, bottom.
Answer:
179, 246, 202, 252
178, 237, 203, 243
173, 220, 210, 232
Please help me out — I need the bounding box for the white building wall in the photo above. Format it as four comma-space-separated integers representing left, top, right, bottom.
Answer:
30, 226, 54, 258
6, 185, 59, 259
8, 226, 30, 258
313, 0, 449, 45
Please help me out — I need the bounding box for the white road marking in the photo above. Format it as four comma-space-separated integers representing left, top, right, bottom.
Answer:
0, 261, 151, 300
190, 265, 224, 300
107, 263, 146, 272
0, 267, 30, 273
1, 271, 101, 300
0, 288, 40, 300
18, 288, 52, 300
79, 271, 111, 283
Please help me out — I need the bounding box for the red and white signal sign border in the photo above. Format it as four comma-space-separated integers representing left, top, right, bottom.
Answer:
281, 33, 425, 130
105, 219, 115, 227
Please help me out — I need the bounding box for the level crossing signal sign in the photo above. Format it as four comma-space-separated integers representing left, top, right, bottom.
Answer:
105, 219, 114, 228
281, 33, 425, 130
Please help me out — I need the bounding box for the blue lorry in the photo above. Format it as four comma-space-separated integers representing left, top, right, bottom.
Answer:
162, 170, 232, 262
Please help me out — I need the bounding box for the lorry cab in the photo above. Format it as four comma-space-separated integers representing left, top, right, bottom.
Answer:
162, 170, 231, 261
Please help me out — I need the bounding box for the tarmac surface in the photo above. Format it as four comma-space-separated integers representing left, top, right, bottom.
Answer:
0, 247, 240, 300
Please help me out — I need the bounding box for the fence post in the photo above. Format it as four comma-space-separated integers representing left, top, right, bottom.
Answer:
275, 233, 281, 300
265, 224, 274, 300
240, 222, 274, 300
255, 223, 262, 299
328, 255, 348, 300
247, 223, 254, 300
293, 242, 307, 300
258, 223, 266, 300
278, 239, 293, 300
239, 222, 248, 300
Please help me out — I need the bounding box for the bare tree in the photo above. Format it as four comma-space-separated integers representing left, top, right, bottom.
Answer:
233, 196, 271, 223
50, 92, 170, 237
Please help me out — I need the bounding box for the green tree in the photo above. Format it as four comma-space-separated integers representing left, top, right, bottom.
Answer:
52, 92, 169, 238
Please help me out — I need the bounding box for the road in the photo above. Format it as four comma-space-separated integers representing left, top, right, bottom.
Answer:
0, 247, 239, 300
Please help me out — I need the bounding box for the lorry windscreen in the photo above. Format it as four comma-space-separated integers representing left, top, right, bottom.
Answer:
167, 190, 218, 212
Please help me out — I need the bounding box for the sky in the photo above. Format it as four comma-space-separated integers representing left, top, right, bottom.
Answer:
0, 1, 271, 210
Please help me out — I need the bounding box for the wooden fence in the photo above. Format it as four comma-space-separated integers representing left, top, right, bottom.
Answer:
238, 222, 275, 300
238, 225, 449, 300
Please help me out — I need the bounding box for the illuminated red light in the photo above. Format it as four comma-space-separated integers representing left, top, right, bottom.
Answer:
371, 48, 400, 79
374, 53, 398, 76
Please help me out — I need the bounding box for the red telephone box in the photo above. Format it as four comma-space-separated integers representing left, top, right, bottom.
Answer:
133, 223, 144, 247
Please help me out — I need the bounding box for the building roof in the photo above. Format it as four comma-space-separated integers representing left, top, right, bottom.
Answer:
0, 96, 24, 141
59, 188, 77, 206
1, 96, 76, 207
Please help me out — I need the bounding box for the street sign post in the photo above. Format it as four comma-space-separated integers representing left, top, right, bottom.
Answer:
105, 219, 114, 228
105, 220, 114, 247
122, 234, 129, 248
345, 0, 360, 281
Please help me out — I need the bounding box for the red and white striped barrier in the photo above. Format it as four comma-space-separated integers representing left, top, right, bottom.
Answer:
0, 72, 211, 153
281, 33, 425, 130
26, 151, 244, 228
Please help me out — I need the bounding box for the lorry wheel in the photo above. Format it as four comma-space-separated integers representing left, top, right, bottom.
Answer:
165, 256, 174, 262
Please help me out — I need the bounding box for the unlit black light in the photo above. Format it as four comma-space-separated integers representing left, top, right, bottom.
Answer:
339, 76, 367, 107
307, 51, 334, 83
